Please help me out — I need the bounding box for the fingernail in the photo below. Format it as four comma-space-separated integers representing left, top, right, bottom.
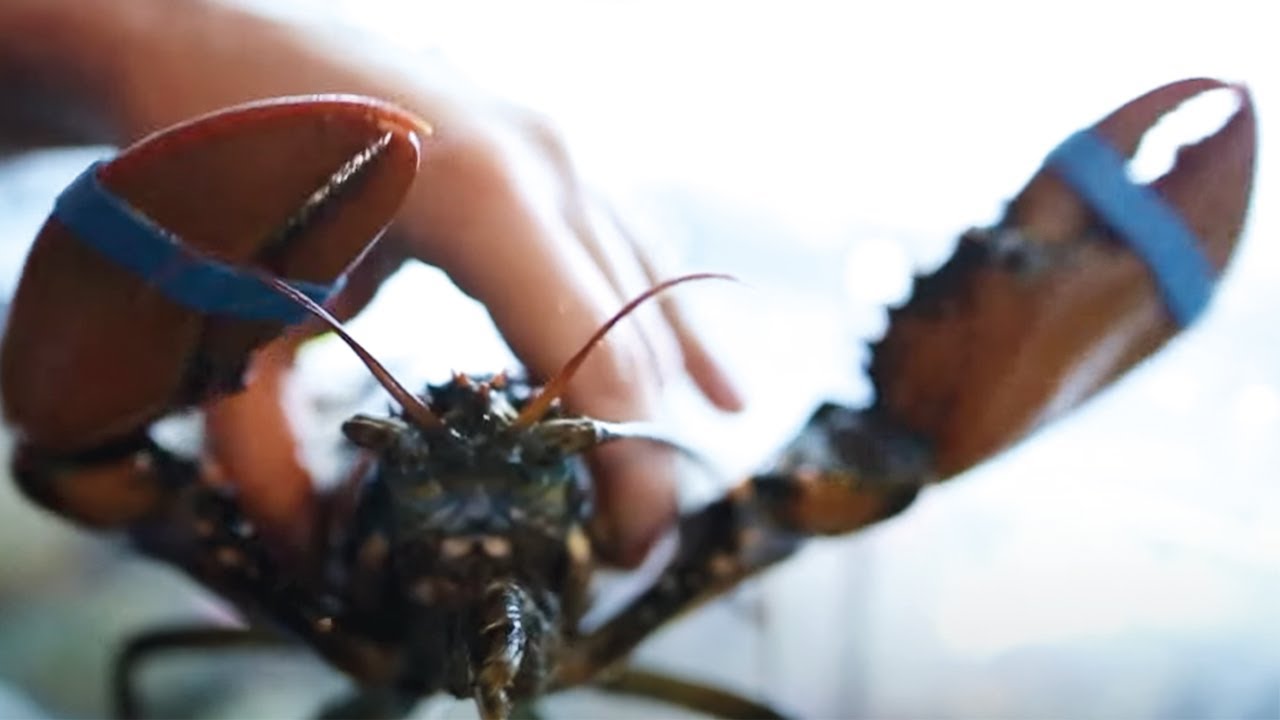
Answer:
706, 359, 747, 412
687, 340, 746, 413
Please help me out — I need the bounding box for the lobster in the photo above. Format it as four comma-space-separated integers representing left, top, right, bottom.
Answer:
0, 77, 1257, 719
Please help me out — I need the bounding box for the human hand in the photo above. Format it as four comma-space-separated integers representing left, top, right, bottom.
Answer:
0, 0, 743, 566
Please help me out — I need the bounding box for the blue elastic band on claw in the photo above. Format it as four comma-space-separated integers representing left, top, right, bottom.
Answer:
52, 160, 339, 324
1046, 129, 1215, 326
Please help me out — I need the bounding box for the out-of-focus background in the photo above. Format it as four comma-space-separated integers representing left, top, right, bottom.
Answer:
1, 2, 1276, 718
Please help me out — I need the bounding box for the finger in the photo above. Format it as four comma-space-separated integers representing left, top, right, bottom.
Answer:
518, 112, 680, 389
518, 110, 654, 334
599, 198, 746, 412
587, 442, 679, 568
561, 194, 677, 385
520, 110, 744, 413
397, 132, 679, 565
399, 133, 655, 409
560, 201, 695, 565
203, 335, 315, 559
539, 154, 693, 566
201, 237, 404, 563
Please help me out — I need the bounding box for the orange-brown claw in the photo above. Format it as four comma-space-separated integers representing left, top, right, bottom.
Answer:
1010, 78, 1255, 269
1, 96, 426, 454
869, 78, 1257, 479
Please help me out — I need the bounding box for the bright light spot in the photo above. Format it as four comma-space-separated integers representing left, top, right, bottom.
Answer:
1128, 87, 1241, 183
842, 237, 913, 308
934, 537, 1241, 660
1141, 365, 1202, 416
1234, 382, 1280, 429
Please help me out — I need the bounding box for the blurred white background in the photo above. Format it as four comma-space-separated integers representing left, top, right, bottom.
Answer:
1, 2, 1276, 718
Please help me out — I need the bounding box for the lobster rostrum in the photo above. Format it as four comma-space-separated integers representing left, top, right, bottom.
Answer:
0, 78, 1257, 719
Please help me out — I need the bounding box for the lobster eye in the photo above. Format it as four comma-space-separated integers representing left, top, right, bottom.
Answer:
411, 480, 444, 501
343, 415, 409, 451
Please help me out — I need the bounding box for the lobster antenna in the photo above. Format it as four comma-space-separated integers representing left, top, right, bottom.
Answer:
512, 272, 733, 430
264, 277, 443, 429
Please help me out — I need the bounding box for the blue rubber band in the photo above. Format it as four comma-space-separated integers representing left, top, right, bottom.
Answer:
1046, 129, 1215, 326
52, 161, 340, 324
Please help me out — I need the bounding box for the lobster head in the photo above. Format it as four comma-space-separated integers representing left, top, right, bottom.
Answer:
341, 373, 593, 585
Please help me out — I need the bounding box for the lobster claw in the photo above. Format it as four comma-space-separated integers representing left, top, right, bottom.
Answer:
1, 97, 426, 453
1010, 77, 1255, 270
868, 78, 1257, 480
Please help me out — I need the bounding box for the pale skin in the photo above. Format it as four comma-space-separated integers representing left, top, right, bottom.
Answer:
0, 0, 744, 566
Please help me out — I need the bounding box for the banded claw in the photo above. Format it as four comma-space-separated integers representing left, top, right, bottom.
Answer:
761, 78, 1258, 539
870, 78, 1257, 480
1, 97, 426, 454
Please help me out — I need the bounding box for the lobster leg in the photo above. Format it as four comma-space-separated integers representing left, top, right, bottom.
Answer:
556, 79, 1257, 691
115, 624, 289, 720
597, 668, 791, 720
115, 441, 401, 686
118, 623, 414, 720
314, 689, 419, 720
554, 409, 926, 687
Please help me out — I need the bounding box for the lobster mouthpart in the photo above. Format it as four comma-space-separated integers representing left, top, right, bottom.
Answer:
1, 96, 426, 453
869, 78, 1256, 479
